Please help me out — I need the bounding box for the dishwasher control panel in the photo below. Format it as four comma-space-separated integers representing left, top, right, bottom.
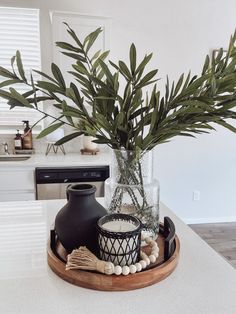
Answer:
35, 166, 109, 184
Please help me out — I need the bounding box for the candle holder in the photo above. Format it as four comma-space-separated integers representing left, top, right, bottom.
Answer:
97, 213, 141, 266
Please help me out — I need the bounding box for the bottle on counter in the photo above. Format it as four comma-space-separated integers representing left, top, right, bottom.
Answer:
14, 129, 22, 150
22, 120, 33, 150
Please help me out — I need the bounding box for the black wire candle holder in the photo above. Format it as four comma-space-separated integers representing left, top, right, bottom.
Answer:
97, 213, 142, 266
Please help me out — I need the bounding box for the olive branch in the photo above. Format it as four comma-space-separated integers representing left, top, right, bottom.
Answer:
0, 24, 235, 159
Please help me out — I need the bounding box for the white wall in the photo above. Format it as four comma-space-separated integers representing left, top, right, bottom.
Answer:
1, 0, 236, 222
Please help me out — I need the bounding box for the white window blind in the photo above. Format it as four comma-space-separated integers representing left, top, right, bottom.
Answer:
0, 7, 42, 133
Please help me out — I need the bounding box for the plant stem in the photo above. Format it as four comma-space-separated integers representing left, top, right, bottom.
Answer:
108, 150, 149, 213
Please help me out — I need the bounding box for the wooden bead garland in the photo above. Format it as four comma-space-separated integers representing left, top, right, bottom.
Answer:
66, 235, 159, 276
114, 235, 160, 276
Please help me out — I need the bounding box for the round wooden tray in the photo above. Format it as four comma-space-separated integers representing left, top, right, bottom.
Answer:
47, 217, 180, 291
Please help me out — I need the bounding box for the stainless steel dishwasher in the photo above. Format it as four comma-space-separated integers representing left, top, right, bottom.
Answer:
35, 166, 109, 200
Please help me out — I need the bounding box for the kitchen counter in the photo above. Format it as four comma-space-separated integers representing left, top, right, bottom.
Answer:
0, 199, 235, 314
0, 152, 111, 168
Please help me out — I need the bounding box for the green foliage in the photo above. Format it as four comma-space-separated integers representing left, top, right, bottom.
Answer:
0, 25, 236, 155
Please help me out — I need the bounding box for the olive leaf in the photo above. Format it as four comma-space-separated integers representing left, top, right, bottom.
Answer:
16, 51, 27, 82
55, 131, 83, 145
83, 28, 102, 53
129, 43, 137, 75
37, 122, 64, 139
0, 66, 17, 79
9, 88, 32, 108
51, 63, 66, 90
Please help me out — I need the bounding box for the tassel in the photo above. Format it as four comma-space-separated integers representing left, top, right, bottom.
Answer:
66, 246, 114, 275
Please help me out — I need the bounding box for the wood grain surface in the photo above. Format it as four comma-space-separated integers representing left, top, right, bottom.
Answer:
190, 222, 236, 269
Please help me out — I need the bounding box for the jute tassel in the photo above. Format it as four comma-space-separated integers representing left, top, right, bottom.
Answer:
66, 246, 115, 275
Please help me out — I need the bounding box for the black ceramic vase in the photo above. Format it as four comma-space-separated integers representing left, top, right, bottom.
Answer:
55, 183, 107, 255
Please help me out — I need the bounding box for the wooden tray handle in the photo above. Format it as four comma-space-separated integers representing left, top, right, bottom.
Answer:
159, 216, 176, 261
50, 228, 56, 248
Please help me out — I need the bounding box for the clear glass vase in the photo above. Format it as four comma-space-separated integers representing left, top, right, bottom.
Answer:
105, 149, 160, 238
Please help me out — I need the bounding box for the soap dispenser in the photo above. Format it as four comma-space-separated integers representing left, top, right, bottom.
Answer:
14, 129, 22, 150
22, 120, 33, 150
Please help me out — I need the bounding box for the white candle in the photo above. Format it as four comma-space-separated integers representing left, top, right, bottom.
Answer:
99, 218, 140, 266
102, 220, 136, 232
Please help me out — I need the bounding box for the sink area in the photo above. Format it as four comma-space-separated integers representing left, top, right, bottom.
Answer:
0, 155, 31, 161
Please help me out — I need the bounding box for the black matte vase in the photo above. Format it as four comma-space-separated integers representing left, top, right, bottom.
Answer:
55, 184, 107, 255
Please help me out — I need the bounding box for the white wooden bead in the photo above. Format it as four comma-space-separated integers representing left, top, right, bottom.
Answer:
104, 262, 115, 275
149, 255, 157, 263
145, 237, 152, 244
103, 236, 160, 276
139, 260, 147, 269
152, 247, 159, 254
151, 241, 158, 248
152, 251, 159, 258
122, 266, 130, 276
135, 263, 142, 272
114, 265, 122, 275
129, 264, 137, 274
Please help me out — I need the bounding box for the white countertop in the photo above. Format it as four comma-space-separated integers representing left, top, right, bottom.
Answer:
0, 152, 111, 168
0, 199, 235, 314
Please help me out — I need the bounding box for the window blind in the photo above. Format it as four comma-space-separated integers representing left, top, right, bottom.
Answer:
0, 7, 42, 132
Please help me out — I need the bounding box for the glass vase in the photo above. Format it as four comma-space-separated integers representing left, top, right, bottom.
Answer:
105, 149, 160, 238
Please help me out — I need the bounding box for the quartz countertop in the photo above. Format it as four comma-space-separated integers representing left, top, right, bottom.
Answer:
0, 199, 235, 314
0, 152, 111, 168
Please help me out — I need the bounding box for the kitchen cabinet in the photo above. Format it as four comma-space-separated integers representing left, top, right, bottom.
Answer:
0, 167, 35, 201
